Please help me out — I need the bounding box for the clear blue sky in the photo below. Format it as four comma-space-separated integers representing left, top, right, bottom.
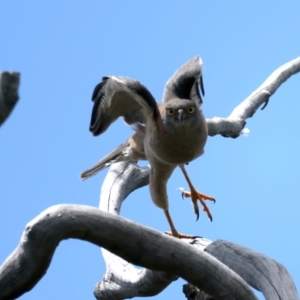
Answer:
1, 1, 300, 299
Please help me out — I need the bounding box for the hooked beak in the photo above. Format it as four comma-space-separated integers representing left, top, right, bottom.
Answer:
177, 109, 184, 123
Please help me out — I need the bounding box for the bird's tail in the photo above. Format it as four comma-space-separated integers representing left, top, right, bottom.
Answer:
80, 142, 129, 180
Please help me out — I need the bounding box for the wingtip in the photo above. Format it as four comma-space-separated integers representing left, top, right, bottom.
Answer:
199, 73, 205, 97
197, 56, 203, 69
79, 172, 88, 181
195, 56, 205, 97
191, 55, 203, 71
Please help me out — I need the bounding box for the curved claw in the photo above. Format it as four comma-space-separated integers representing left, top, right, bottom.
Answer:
164, 231, 200, 239
197, 212, 212, 222
177, 187, 186, 200
190, 236, 203, 242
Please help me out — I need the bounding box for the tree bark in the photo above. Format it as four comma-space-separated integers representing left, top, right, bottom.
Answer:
206, 240, 299, 299
183, 283, 215, 300
94, 162, 299, 300
0, 204, 258, 300
207, 56, 300, 138
0, 72, 20, 127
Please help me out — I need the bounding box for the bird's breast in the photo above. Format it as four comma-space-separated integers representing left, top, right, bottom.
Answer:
146, 119, 208, 165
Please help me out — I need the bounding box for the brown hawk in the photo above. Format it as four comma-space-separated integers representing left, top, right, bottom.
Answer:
81, 56, 214, 238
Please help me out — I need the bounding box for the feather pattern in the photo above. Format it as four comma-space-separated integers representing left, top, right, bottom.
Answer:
89, 76, 160, 136
81, 56, 213, 236
162, 56, 204, 106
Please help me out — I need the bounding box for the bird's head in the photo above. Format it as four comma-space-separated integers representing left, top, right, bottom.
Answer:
162, 99, 202, 130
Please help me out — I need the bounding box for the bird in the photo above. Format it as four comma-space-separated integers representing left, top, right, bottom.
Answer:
81, 56, 215, 238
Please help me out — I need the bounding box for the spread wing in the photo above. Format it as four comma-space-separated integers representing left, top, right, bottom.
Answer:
89, 76, 160, 136
162, 56, 205, 106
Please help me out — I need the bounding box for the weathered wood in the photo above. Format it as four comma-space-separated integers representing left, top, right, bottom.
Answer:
207, 56, 300, 138
205, 240, 299, 300
95, 162, 300, 300
0, 72, 20, 127
0, 204, 257, 300
228, 57, 300, 120
95, 162, 181, 299
183, 283, 215, 300
95, 161, 212, 299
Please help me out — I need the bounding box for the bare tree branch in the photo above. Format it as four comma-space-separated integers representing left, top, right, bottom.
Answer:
0, 204, 258, 300
182, 239, 300, 300
183, 283, 215, 300
95, 161, 212, 299
205, 240, 299, 300
0, 72, 20, 127
95, 162, 299, 300
206, 56, 300, 138
95, 162, 181, 299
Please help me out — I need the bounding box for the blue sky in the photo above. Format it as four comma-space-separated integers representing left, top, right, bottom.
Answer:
1, 1, 300, 299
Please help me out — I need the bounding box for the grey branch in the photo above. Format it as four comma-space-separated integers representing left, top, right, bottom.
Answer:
0, 203, 258, 300
0, 72, 20, 127
183, 283, 215, 300
206, 56, 300, 138
206, 240, 299, 300
95, 162, 299, 300
96, 162, 179, 299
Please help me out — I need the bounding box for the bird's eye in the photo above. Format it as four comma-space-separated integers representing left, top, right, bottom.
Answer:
167, 108, 174, 115
188, 107, 195, 114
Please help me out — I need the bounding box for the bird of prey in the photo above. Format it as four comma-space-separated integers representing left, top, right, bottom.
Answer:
81, 56, 215, 238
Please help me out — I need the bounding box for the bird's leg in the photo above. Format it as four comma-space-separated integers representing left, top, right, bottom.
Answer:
149, 163, 198, 239
179, 165, 215, 221
164, 209, 198, 239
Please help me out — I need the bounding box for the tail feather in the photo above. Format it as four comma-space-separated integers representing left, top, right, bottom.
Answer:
80, 143, 128, 180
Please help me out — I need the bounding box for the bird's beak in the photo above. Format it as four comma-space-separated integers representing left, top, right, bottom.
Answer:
177, 109, 184, 123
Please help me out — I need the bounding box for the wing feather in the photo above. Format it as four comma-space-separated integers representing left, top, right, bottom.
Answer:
162, 56, 205, 106
89, 76, 159, 136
